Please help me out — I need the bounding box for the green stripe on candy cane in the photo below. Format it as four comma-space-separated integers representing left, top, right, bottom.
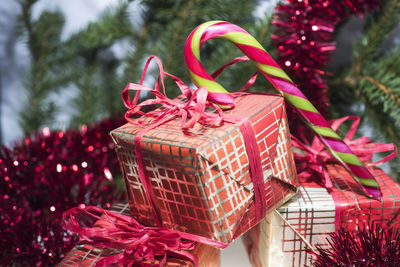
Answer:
220, 32, 266, 50
334, 151, 364, 167
191, 21, 220, 60
184, 20, 382, 200
283, 93, 320, 113
253, 62, 293, 82
357, 177, 380, 188
187, 69, 226, 94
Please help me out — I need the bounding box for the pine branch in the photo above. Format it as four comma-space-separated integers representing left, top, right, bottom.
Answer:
357, 87, 400, 144
354, 0, 400, 74
60, 1, 136, 126
62, 2, 133, 58
137, 0, 258, 96
18, 0, 66, 133
123, 23, 150, 85
257, 15, 272, 45
345, 0, 400, 146
71, 61, 100, 128
361, 75, 400, 115
356, 90, 400, 178
20, 0, 38, 60
380, 48, 400, 75
99, 53, 123, 116
164, 0, 195, 70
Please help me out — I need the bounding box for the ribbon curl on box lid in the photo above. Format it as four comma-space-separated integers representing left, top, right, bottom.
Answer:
63, 55, 266, 266
291, 116, 397, 189
63, 206, 224, 267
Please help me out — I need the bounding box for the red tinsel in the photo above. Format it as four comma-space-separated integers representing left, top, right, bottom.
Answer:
310, 224, 400, 267
0, 117, 126, 266
273, 0, 379, 124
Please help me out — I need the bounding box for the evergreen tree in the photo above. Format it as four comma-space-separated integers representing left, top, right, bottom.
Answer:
329, 0, 400, 175
15, 0, 400, 176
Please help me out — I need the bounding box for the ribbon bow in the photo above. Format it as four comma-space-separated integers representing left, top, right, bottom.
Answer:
63, 206, 201, 267
291, 116, 397, 188
122, 56, 228, 130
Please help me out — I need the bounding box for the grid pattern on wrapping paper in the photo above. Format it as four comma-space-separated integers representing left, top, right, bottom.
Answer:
245, 166, 400, 267
58, 203, 220, 267
197, 95, 297, 242
112, 93, 297, 243
116, 144, 213, 234
59, 203, 130, 267
59, 244, 218, 267
329, 165, 400, 230
232, 114, 298, 241
277, 186, 336, 267
271, 107, 297, 185
198, 94, 287, 191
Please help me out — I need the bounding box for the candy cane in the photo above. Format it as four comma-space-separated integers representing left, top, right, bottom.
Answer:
184, 20, 381, 200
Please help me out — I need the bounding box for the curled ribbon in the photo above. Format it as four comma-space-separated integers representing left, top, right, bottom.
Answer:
122, 56, 226, 130
63, 206, 200, 267
291, 116, 398, 188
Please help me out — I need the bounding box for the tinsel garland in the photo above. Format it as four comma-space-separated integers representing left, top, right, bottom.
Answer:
0, 117, 126, 266
272, 0, 379, 119
311, 224, 400, 266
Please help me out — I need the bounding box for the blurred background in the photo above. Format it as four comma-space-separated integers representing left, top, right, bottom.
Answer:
1, 0, 399, 265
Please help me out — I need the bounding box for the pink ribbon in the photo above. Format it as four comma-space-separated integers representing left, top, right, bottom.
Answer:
291, 116, 397, 188
63, 206, 227, 267
122, 56, 226, 130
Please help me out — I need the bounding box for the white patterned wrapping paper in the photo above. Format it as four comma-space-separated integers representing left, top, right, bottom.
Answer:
244, 165, 400, 267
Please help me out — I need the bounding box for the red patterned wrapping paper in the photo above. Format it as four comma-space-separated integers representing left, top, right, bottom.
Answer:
58, 203, 220, 267
243, 164, 400, 267
111, 93, 298, 244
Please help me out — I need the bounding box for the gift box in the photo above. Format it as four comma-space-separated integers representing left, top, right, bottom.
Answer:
59, 203, 220, 267
111, 92, 298, 244
243, 164, 400, 267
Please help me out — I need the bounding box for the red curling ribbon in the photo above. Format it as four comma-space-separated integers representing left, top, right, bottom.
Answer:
121, 56, 266, 227
63, 206, 228, 267
291, 116, 398, 189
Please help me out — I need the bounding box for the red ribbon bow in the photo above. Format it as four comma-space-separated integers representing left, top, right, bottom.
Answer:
291, 116, 397, 188
63, 206, 201, 267
122, 56, 227, 130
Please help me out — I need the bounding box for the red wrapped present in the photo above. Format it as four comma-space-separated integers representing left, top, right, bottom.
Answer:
110, 57, 298, 244
59, 203, 220, 267
243, 116, 399, 267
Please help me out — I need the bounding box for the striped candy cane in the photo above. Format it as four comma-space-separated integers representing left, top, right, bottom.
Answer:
184, 20, 381, 200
